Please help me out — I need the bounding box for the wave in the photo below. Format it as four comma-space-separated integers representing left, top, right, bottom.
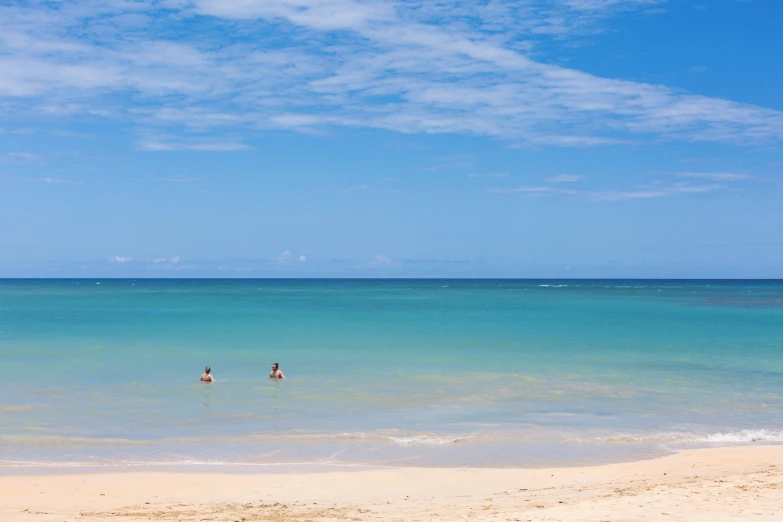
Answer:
702, 429, 783, 443
569, 432, 697, 444
0, 434, 148, 446
572, 429, 783, 445
4, 428, 783, 470
382, 428, 783, 446
386, 435, 468, 445
4, 428, 782, 459
0, 430, 471, 448
0, 459, 383, 469
288, 431, 470, 445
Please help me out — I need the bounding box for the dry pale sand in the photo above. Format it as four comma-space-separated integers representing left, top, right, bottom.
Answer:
2, 446, 783, 521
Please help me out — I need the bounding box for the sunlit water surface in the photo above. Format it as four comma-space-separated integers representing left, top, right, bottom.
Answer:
1, 279, 782, 471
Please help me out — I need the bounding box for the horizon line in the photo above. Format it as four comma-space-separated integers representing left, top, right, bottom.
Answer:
2, 277, 782, 282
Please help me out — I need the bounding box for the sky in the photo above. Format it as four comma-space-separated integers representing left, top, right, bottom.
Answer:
1, 0, 782, 278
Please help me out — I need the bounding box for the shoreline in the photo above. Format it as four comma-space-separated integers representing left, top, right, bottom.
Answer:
4, 439, 779, 476
3, 445, 782, 521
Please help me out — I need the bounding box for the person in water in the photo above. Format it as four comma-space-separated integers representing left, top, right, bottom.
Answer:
201, 365, 215, 382
269, 363, 285, 379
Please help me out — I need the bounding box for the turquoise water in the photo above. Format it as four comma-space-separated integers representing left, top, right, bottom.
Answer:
1, 279, 782, 470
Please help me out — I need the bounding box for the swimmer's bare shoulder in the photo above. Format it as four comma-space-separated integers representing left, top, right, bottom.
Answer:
269, 363, 285, 379
201, 365, 216, 382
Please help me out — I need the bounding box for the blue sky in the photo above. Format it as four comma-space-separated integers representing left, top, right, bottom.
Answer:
1, 0, 782, 277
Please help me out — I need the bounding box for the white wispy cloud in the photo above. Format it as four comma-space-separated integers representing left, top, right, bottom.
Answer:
137, 138, 252, 151
41, 177, 80, 184
159, 175, 202, 182
468, 172, 509, 179
562, 0, 661, 11
325, 184, 401, 193
582, 183, 722, 201
546, 174, 583, 183
0, 0, 780, 147
677, 172, 752, 181
491, 181, 723, 200
276, 250, 308, 263
153, 256, 180, 263
1, 152, 40, 163
109, 256, 132, 263
371, 254, 393, 265
422, 155, 475, 171
361, 254, 399, 269
489, 186, 554, 194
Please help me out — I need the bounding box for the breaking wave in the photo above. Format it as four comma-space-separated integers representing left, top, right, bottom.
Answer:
573, 429, 783, 445
702, 429, 783, 443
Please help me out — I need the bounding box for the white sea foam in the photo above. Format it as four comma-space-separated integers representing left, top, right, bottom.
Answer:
0, 459, 381, 469
701, 429, 783, 443
573, 429, 783, 445
0, 431, 472, 449
569, 432, 696, 444
386, 435, 468, 445
329, 431, 468, 445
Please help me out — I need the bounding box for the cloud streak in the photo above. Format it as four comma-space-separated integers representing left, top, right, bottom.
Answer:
491, 181, 724, 201
677, 172, 752, 181
547, 174, 583, 183
137, 138, 252, 151
468, 172, 509, 179
0, 0, 781, 147
41, 177, 80, 184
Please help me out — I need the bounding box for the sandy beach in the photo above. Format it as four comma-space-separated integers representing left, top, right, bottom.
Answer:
2, 446, 782, 521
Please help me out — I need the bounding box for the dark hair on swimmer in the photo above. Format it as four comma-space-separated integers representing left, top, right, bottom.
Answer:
272, 363, 279, 368
205, 366, 211, 373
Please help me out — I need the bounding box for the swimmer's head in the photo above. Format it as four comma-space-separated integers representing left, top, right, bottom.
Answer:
272, 363, 279, 370
205, 366, 211, 374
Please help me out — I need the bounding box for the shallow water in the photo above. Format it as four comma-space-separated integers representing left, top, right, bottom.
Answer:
1, 279, 782, 470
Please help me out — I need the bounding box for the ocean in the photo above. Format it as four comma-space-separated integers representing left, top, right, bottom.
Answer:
1, 279, 782, 471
